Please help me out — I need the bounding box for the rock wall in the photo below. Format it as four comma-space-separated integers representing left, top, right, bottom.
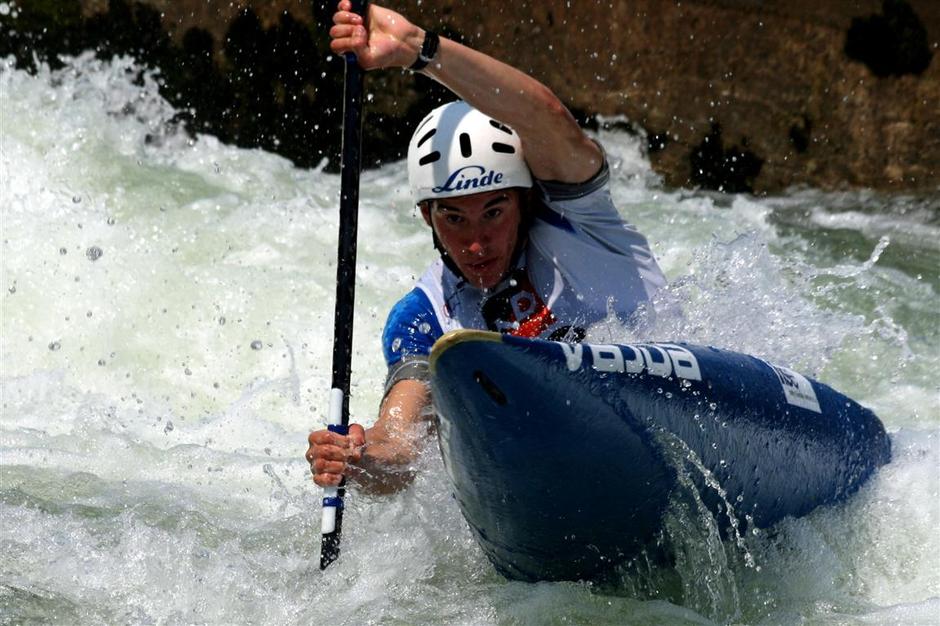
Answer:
3, 0, 937, 192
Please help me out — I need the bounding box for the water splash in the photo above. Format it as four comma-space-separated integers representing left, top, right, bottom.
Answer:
2, 53, 938, 625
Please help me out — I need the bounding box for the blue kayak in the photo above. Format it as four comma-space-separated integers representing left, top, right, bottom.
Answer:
429, 330, 891, 582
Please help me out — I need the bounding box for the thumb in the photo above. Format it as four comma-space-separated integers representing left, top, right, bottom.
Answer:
348, 423, 367, 448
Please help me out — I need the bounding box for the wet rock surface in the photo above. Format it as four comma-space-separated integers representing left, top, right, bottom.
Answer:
2, 0, 937, 192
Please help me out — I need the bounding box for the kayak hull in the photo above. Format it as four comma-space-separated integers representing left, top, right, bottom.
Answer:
429, 330, 891, 582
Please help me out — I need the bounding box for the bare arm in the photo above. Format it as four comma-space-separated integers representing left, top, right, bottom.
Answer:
329, 1, 603, 183
307, 378, 432, 495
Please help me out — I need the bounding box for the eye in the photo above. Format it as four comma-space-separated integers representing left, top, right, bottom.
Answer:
483, 207, 503, 220
443, 213, 464, 225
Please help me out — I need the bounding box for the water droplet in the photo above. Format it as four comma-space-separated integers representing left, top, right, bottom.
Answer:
164, 421, 174, 433
98, 359, 106, 366
85, 246, 103, 261
7, 285, 15, 294
184, 367, 192, 375
218, 316, 226, 325
107, 216, 116, 225
72, 195, 82, 204
250, 340, 263, 350
48, 341, 61, 351
418, 322, 431, 334
59, 247, 67, 255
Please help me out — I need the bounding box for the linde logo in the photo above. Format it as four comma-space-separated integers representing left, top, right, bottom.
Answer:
432, 165, 504, 194
556, 341, 703, 382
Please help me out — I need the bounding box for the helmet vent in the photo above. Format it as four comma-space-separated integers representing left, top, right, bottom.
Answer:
417, 129, 436, 148
459, 132, 473, 158
492, 142, 516, 154
419, 151, 441, 166
489, 120, 512, 134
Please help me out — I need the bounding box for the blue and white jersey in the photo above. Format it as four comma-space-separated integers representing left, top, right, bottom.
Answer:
382, 160, 667, 392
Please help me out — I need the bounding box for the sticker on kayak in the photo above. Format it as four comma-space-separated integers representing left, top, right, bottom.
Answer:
555, 342, 702, 382
768, 362, 821, 413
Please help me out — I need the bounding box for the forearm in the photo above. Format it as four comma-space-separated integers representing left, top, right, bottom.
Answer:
420, 37, 601, 182
346, 378, 432, 495
422, 38, 561, 138
348, 423, 422, 495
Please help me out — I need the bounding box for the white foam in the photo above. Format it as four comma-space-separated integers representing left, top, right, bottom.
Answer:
2, 54, 938, 625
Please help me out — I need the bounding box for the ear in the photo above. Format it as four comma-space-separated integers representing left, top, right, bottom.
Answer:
419, 202, 432, 227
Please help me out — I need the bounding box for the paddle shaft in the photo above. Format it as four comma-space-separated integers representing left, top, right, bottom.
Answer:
320, 0, 367, 570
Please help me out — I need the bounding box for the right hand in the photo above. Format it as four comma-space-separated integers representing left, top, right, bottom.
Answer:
306, 423, 367, 487
329, 0, 424, 71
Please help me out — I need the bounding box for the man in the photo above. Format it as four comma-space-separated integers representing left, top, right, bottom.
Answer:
307, 0, 666, 493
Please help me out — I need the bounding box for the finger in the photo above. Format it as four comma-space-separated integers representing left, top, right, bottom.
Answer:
305, 444, 334, 463
338, 24, 367, 47
308, 429, 349, 448
310, 443, 349, 462
331, 43, 375, 67
332, 10, 363, 26
314, 458, 346, 475
314, 472, 343, 487
329, 24, 358, 40
336, 0, 351, 12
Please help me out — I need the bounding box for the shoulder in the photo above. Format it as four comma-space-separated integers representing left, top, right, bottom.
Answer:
533, 155, 619, 230
382, 287, 444, 366
536, 153, 611, 204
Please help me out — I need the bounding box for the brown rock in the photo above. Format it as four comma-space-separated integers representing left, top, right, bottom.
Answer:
5, 0, 938, 192
396, 0, 939, 192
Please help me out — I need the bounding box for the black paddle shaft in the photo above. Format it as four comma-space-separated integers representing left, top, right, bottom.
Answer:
320, 0, 368, 571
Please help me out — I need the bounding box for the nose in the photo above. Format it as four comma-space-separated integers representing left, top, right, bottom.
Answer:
463, 225, 489, 256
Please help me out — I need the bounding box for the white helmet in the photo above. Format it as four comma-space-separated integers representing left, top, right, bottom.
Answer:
407, 101, 533, 204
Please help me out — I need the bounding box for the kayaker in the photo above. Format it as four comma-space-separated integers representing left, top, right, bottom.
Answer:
307, 0, 667, 493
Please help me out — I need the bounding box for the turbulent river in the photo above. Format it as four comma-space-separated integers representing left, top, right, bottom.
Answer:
2, 54, 938, 625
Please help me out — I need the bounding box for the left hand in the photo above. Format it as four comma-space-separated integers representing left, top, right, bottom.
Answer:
329, 1, 423, 71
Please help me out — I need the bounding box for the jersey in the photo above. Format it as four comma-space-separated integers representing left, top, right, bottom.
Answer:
381, 159, 667, 393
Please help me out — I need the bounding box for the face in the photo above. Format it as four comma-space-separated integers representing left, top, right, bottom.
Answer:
421, 189, 524, 291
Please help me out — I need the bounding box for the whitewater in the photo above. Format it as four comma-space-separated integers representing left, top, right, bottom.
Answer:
1, 54, 938, 625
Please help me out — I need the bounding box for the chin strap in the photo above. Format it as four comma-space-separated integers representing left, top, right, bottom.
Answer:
431, 226, 467, 280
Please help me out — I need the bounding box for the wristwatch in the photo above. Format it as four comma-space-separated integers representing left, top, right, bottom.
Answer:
409, 30, 440, 71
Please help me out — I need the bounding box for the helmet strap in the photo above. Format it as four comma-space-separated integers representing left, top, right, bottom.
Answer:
430, 225, 468, 280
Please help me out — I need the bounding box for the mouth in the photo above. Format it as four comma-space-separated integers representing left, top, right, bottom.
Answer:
466, 258, 496, 273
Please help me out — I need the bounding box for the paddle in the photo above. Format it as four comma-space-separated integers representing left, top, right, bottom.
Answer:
320, 0, 368, 571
